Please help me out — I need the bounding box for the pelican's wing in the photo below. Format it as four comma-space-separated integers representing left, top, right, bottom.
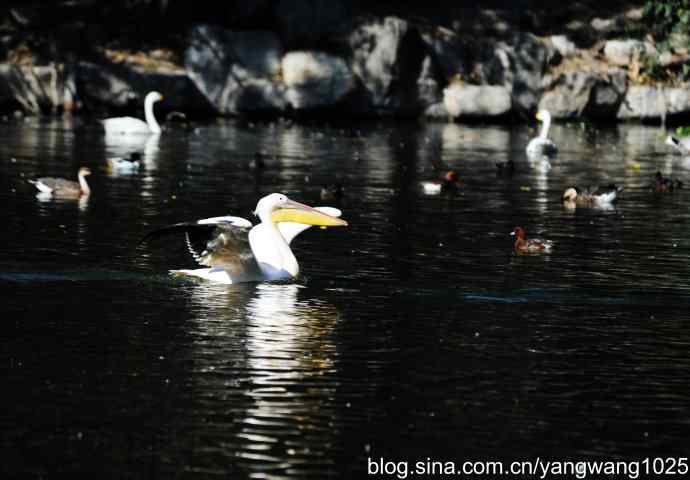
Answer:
141, 216, 259, 273
277, 207, 342, 245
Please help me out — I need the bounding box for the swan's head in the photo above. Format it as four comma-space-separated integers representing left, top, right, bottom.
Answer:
535, 109, 551, 122
254, 193, 348, 227
562, 187, 579, 202
510, 226, 525, 239
78, 167, 92, 177
146, 91, 164, 103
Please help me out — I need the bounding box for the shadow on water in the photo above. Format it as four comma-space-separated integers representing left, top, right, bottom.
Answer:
2, 118, 690, 477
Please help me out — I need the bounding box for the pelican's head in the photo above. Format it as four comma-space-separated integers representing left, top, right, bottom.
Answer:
78, 167, 92, 177
562, 187, 578, 202
536, 109, 551, 123
254, 193, 348, 227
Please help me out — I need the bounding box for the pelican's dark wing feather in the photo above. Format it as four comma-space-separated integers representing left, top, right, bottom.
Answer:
140, 217, 258, 274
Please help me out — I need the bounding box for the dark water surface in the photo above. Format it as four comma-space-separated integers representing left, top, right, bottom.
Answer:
1, 117, 690, 478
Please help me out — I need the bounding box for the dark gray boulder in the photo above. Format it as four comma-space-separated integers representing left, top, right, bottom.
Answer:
346, 16, 442, 116
184, 24, 287, 115
281, 51, 355, 109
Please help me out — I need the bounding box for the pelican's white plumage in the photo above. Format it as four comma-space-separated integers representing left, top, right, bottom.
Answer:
102, 91, 163, 135
526, 109, 558, 158
142, 193, 348, 284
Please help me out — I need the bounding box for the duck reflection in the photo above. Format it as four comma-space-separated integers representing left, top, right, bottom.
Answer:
184, 282, 341, 475
36, 191, 90, 212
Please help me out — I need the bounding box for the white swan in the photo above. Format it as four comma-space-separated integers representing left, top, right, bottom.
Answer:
101, 91, 163, 135
526, 109, 558, 158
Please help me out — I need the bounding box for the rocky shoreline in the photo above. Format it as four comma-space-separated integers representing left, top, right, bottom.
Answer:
2, 1, 689, 123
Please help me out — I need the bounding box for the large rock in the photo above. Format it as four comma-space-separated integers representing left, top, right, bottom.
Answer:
77, 61, 212, 113
185, 25, 287, 115
281, 51, 354, 109
539, 71, 595, 118
617, 85, 690, 120
443, 83, 511, 118
419, 27, 472, 81
549, 35, 577, 59
347, 16, 441, 115
482, 32, 551, 114
586, 69, 627, 119
0, 63, 74, 114
603, 39, 656, 66
539, 68, 626, 119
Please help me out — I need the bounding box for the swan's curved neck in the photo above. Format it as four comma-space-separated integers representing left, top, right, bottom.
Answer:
144, 96, 161, 134
259, 211, 299, 277
539, 115, 551, 139
78, 173, 91, 196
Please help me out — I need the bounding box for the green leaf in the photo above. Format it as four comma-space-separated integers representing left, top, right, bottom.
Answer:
676, 126, 690, 136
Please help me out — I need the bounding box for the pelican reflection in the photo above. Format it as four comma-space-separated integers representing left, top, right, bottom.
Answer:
183, 282, 341, 474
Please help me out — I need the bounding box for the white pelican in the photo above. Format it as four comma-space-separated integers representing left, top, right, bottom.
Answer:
526, 109, 558, 158
141, 193, 348, 284
28, 167, 91, 197
102, 91, 163, 135
665, 135, 690, 154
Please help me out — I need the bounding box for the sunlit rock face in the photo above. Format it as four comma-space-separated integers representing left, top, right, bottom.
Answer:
281, 51, 354, 110
539, 69, 627, 119
603, 39, 656, 67
346, 16, 442, 116
617, 85, 690, 120
442, 84, 511, 119
76, 62, 211, 115
482, 32, 552, 115
185, 25, 287, 115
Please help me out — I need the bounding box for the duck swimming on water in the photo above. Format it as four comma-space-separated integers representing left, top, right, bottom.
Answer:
562, 184, 624, 207
511, 226, 553, 254
653, 171, 683, 192
495, 159, 515, 176
420, 171, 459, 195
320, 182, 344, 201
28, 167, 92, 198
106, 152, 141, 173
140, 193, 348, 284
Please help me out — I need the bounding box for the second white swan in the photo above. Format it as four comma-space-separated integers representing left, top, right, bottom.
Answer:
101, 91, 163, 135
